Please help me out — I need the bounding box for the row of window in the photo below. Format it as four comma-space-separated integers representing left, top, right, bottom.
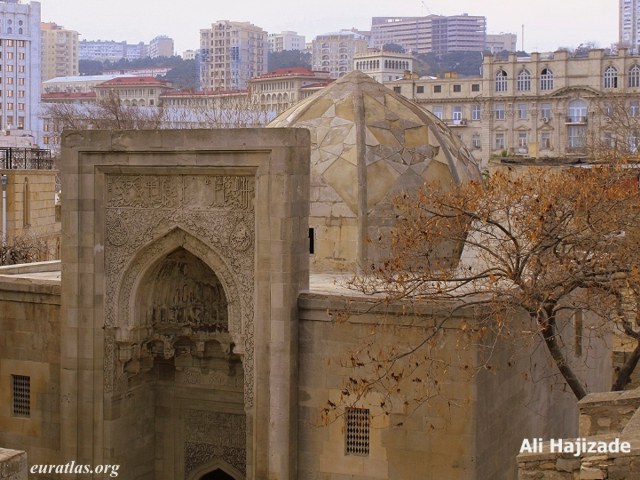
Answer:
495, 64, 640, 92
491, 128, 586, 151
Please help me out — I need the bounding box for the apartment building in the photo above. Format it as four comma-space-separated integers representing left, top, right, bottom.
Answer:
486, 32, 518, 54
370, 14, 486, 55
353, 50, 413, 83
0, 0, 41, 145
268, 31, 305, 52
386, 48, 640, 167
40, 22, 78, 81
311, 31, 368, 79
147, 35, 174, 58
199, 20, 268, 91
620, 0, 640, 51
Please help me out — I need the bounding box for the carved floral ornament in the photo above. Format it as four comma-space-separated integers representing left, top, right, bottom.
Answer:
103, 174, 256, 407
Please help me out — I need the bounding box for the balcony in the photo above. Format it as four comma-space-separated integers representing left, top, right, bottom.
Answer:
0, 147, 53, 170
565, 115, 588, 124
444, 118, 467, 127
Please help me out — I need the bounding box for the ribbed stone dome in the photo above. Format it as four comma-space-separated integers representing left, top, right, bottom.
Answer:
268, 70, 481, 272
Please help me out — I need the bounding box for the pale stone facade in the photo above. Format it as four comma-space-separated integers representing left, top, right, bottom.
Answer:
387, 48, 640, 167
353, 51, 413, 83
0, 168, 60, 259
311, 31, 369, 79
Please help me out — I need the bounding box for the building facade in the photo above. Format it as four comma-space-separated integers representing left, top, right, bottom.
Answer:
268, 31, 305, 52
40, 22, 78, 82
0, 0, 41, 145
311, 31, 368, 79
249, 67, 331, 113
486, 32, 518, 54
353, 50, 413, 83
199, 20, 268, 91
386, 48, 640, 167
370, 14, 486, 55
620, 0, 640, 51
93, 76, 173, 106
147, 35, 174, 58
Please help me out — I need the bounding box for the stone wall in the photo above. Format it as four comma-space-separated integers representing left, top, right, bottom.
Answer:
0, 449, 27, 480
0, 169, 60, 260
0, 262, 61, 471
518, 390, 640, 479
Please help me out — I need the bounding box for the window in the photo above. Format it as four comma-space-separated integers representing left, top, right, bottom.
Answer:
416, 85, 424, 94
345, 408, 370, 456
471, 83, 480, 92
541, 131, 551, 149
432, 105, 443, 119
604, 66, 618, 89
309, 228, 315, 254
495, 69, 507, 92
573, 310, 583, 357
495, 133, 505, 150
516, 69, 531, 91
472, 133, 481, 149
629, 65, 640, 88
540, 68, 554, 91
495, 103, 506, 120
568, 125, 586, 149
433, 85, 442, 93
453, 84, 461, 93
472, 104, 481, 121
12, 375, 30, 417
452, 105, 463, 123
393, 86, 401, 93
540, 102, 552, 120
517, 132, 528, 150
630, 100, 640, 117
567, 99, 587, 123
517, 103, 528, 120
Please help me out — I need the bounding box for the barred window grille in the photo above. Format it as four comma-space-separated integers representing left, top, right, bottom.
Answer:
345, 407, 370, 456
12, 375, 30, 417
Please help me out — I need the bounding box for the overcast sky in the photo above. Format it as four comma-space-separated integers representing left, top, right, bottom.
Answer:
40, 0, 618, 56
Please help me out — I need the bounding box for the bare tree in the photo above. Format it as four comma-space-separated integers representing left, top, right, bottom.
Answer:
0, 233, 48, 265
348, 164, 640, 402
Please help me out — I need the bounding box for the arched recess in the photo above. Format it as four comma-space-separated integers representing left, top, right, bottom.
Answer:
187, 459, 245, 480
114, 227, 245, 350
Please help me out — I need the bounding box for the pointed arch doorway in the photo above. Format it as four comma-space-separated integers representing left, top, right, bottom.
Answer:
199, 469, 235, 480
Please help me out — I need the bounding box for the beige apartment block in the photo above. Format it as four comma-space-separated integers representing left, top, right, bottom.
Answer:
199, 21, 268, 91
312, 31, 369, 79
40, 23, 79, 82
354, 50, 413, 83
387, 48, 640, 167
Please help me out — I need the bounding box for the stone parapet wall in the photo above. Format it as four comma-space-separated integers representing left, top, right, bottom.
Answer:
518, 390, 640, 480
0, 449, 27, 480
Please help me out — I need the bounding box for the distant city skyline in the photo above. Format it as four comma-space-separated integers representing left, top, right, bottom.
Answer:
40, 0, 618, 56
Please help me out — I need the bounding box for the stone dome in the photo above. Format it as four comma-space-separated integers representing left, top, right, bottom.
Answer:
268, 70, 481, 272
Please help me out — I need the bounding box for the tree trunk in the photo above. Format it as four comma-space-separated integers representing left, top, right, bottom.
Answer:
612, 340, 640, 391
540, 318, 587, 399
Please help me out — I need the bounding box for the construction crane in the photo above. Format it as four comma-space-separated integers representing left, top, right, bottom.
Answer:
420, 1, 432, 15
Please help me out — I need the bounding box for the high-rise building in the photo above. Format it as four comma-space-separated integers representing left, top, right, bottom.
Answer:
620, 0, 640, 50
486, 33, 518, 54
199, 20, 268, 91
0, 0, 41, 144
370, 14, 486, 55
311, 30, 368, 79
268, 31, 305, 52
40, 22, 78, 81
147, 35, 174, 58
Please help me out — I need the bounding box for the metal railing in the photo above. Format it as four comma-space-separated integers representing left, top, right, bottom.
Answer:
0, 148, 54, 170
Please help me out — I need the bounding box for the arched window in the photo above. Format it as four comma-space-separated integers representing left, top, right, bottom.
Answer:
495, 69, 507, 92
604, 65, 618, 89
629, 65, 640, 88
540, 68, 554, 91
516, 69, 531, 91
